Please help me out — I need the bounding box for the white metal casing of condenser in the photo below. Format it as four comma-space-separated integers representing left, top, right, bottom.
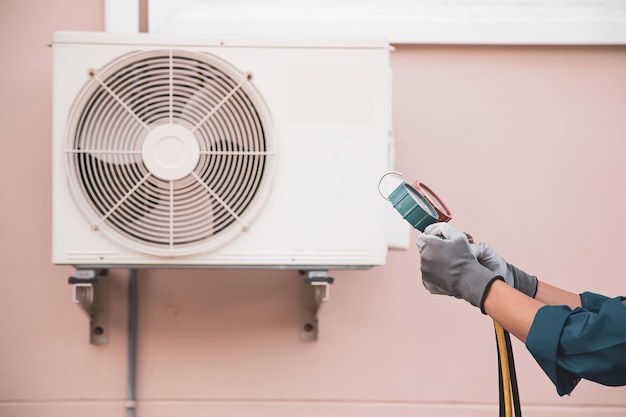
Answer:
51, 31, 405, 268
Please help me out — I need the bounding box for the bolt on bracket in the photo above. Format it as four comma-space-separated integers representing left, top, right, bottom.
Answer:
69, 269, 109, 345
300, 270, 334, 341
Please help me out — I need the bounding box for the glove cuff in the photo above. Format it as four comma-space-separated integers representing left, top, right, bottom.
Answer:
508, 263, 538, 298
479, 276, 505, 315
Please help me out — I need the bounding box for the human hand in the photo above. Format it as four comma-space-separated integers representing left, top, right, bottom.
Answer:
470, 242, 538, 298
416, 223, 503, 312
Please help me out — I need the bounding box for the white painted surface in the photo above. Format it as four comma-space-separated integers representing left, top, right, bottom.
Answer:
147, 0, 626, 44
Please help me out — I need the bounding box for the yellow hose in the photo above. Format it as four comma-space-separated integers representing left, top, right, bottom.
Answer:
495, 321, 513, 417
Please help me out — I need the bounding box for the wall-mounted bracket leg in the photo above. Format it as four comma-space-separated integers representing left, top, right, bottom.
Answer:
68, 269, 109, 345
300, 270, 334, 341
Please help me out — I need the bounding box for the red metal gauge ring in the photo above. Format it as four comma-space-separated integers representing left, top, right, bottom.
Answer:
412, 181, 452, 224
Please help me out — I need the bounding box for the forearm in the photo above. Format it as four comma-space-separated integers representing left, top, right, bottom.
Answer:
534, 281, 581, 309
483, 280, 544, 343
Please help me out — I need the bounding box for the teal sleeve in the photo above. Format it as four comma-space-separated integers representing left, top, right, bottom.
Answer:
580, 291, 611, 312
526, 294, 626, 396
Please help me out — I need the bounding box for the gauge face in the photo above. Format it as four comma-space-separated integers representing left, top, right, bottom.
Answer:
405, 184, 438, 218
413, 181, 452, 223
65, 49, 275, 256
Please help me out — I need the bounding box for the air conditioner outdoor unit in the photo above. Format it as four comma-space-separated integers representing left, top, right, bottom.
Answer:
52, 31, 401, 268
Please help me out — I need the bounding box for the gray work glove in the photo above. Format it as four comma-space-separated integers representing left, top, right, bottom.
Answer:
417, 223, 503, 313
469, 242, 538, 298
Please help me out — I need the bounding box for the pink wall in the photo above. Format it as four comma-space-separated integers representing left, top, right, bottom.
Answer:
1, 1, 625, 416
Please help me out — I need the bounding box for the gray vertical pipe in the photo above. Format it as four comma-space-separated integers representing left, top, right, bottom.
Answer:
130, 5, 145, 415
126, 0, 148, 417
127, 269, 138, 417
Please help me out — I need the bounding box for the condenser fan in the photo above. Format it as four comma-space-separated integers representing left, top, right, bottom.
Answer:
65, 49, 275, 256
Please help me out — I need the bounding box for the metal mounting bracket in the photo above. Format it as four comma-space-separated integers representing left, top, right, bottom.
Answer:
69, 269, 109, 345
300, 270, 334, 341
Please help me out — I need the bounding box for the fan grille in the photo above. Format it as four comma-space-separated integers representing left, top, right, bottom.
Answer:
66, 49, 274, 256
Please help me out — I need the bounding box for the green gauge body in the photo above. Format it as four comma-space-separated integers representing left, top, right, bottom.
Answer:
388, 182, 439, 232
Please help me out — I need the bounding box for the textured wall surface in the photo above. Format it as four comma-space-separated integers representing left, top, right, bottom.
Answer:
1, 1, 625, 415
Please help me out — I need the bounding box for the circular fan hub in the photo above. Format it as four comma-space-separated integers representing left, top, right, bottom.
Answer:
142, 124, 200, 181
